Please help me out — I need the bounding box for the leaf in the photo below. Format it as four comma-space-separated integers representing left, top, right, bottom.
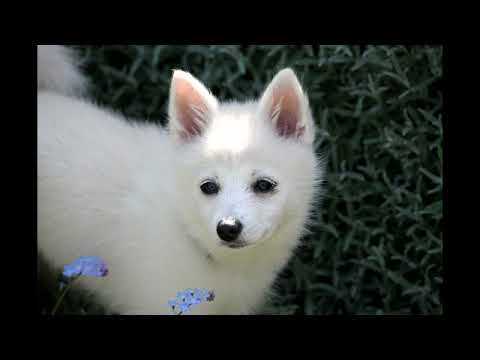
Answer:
387, 271, 414, 288
318, 223, 340, 238
420, 167, 443, 185
309, 283, 338, 296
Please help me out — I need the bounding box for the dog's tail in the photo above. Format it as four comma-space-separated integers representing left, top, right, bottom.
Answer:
37, 45, 87, 97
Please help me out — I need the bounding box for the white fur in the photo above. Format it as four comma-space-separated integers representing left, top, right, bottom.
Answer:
37, 45, 87, 97
37, 45, 324, 315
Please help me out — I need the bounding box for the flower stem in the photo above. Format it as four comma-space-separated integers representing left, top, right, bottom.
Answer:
51, 276, 79, 315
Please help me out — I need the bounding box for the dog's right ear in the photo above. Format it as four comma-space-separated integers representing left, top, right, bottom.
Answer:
168, 70, 218, 141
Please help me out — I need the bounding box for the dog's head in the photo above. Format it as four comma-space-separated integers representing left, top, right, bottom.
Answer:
168, 69, 322, 257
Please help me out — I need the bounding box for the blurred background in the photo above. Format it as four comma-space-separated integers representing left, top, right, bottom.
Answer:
39, 45, 443, 315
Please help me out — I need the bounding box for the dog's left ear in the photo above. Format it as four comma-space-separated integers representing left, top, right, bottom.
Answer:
258, 68, 314, 144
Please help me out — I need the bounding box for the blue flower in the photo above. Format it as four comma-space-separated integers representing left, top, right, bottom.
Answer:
190, 289, 203, 302
167, 287, 215, 314
182, 291, 191, 299
176, 290, 187, 301
62, 256, 109, 278
200, 289, 212, 301
178, 303, 190, 313
192, 288, 215, 302
190, 297, 201, 306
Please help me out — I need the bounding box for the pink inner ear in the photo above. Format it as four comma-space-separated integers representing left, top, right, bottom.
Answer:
174, 78, 208, 139
271, 86, 302, 138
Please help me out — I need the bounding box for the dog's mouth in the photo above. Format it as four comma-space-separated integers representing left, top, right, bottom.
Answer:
220, 240, 249, 249
219, 230, 273, 250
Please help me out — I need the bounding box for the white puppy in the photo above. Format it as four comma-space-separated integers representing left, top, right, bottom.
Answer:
37, 45, 324, 314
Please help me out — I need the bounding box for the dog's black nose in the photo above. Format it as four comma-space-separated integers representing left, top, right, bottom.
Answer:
217, 218, 243, 242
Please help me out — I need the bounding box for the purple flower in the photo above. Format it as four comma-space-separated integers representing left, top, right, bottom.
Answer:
62, 256, 109, 278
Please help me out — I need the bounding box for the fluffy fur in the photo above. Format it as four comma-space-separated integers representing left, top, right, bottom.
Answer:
37, 45, 324, 314
37, 45, 87, 97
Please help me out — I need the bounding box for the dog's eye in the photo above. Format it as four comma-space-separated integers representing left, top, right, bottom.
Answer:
200, 181, 220, 195
253, 179, 277, 193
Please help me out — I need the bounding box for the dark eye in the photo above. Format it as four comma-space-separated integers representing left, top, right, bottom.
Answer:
200, 181, 220, 195
253, 179, 277, 193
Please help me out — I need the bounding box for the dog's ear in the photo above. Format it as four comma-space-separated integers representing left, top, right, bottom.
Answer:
168, 70, 218, 141
258, 68, 314, 144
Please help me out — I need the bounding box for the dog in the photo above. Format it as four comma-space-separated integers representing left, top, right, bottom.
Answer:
37, 45, 324, 314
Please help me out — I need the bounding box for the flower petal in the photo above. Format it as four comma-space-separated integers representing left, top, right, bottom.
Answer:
62, 256, 109, 278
